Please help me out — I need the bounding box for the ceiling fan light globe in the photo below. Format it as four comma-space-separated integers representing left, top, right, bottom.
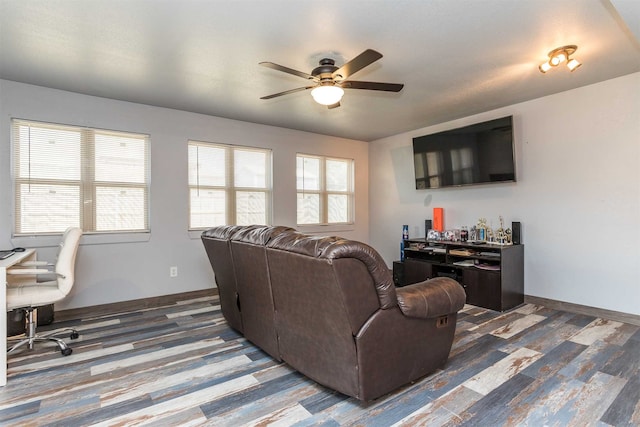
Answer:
311, 86, 344, 106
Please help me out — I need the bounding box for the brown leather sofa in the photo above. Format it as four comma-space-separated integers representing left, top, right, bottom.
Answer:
202, 225, 466, 401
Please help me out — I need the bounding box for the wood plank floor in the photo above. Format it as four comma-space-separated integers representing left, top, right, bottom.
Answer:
1, 293, 638, 426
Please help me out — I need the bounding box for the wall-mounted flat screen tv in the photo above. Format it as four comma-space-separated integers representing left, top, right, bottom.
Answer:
412, 115, 516, 189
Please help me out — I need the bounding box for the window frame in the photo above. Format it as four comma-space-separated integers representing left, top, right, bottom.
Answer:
188, 140, 273, 229
296, 153, 355, 226
11, 119, 150, 238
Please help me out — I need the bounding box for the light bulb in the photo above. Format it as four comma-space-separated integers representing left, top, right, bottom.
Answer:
567, 58, 581, 71
539, 62, 552, 73
550, 51, 567, 66
311, 86, 344, 106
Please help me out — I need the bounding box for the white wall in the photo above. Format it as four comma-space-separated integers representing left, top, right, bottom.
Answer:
0, 80, 369, 310
369, 73, 640, 316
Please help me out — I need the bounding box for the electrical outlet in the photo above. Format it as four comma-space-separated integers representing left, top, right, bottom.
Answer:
170, 266, 178, 277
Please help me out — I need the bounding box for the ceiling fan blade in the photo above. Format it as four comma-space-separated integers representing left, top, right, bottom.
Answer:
340, 80, 404, 92
259, 62, 317, 81
260, 86, 315, 100
327, 102, 341, 109
332, 49, 383, 80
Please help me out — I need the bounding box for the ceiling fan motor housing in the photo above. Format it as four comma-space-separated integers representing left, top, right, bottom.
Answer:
313, 58, 341, 84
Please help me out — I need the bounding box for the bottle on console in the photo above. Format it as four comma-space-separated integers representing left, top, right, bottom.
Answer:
461, 226, 469, 242
433, 208, 444, 232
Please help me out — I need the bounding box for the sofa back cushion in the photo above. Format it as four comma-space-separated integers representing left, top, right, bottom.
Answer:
266, 247, 360, 397
201, 225, 244, 333
266, 232, 391, 398
321, 240, 398, 309
229, 225, 294, 360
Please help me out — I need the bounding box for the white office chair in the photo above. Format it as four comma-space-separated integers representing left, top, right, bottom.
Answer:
6, 227, 82, 356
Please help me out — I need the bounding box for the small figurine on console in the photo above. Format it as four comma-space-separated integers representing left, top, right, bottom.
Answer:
477, 218, 487, 241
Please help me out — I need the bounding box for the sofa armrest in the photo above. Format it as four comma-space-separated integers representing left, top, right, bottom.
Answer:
396, 277, 466, 319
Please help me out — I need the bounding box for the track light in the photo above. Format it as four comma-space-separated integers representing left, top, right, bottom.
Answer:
539, 45, 581, 73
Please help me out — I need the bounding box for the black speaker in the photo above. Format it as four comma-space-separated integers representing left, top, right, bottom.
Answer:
512, 221, 521, 245
425, 220, 432, 239
393, 261, 406, 287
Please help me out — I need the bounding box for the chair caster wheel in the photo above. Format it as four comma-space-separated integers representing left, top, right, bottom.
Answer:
70, 331, 79, 340
61, 348, 73, 356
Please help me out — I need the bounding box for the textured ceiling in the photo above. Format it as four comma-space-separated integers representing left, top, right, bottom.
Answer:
1, 0, 639, 141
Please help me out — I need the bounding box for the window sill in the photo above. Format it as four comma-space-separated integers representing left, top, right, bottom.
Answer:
11, 232, 151, 248
188, 230, 204, 240
296, 224, 355, 235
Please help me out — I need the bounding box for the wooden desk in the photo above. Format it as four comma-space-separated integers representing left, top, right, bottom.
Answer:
0, 249, 36, 386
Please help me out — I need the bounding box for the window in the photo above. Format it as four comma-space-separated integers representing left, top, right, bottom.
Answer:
297, 154, 354, 225
12, 119, 150, 235
188, 141, 272, 229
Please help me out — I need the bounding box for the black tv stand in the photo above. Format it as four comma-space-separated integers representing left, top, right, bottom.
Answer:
399, 239, 524, 312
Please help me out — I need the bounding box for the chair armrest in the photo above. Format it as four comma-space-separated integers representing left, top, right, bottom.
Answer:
6, 268, 52, 275
17, 261, 50, 267
396, 277, 466, 319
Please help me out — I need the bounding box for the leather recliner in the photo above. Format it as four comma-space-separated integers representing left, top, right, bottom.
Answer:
202, 225, 466, 401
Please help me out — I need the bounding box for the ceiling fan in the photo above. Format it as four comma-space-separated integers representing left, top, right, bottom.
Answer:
259, 49, 404, 109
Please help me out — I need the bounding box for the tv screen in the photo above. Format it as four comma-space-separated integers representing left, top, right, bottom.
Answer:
412, 116, 516, 189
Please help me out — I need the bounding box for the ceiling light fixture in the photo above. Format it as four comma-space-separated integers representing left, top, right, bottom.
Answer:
539, 45, 581, 74
310, 85, 344, 106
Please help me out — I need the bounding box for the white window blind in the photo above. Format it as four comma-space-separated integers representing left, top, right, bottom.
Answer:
188, 141, 272, 229
12, 119, 150, 235
297, 154, 354, 225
